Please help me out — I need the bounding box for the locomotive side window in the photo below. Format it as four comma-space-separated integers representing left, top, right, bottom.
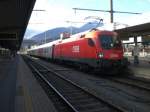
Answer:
88, 38, 95, 47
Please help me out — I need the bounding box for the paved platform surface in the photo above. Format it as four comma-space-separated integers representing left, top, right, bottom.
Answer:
0, 56, 17, 112
128, 56, 150, 78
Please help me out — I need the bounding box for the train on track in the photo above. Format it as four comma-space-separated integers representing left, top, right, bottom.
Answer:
27, 29, 128, 73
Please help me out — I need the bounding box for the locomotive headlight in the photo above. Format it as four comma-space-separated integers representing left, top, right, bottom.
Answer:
98, 52, 104, 58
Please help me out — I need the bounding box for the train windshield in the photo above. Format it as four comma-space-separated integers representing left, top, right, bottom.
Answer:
99, 35, 121, 49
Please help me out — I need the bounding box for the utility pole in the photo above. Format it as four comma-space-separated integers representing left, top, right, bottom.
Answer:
45, 31, 47, 44
110, 0, 113, 23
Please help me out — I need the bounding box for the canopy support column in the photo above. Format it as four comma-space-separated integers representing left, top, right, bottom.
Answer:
133, 36, 139, 65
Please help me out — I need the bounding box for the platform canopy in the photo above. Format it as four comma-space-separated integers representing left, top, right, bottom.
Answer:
115, 22, 150, 40
0, 0, 36, 50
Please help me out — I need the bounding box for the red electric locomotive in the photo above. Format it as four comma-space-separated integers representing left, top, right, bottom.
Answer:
28, 29, 128, 73
53, 29, 128, 72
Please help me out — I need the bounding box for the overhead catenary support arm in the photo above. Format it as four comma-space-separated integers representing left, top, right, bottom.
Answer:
73, 0, 141, 23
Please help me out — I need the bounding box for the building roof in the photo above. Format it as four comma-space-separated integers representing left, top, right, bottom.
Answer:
0, 0, 36, 50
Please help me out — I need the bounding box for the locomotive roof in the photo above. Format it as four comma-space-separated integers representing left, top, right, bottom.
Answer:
28, 29, 115, 51
28, 39, 61, 51
59, 29, 115, 43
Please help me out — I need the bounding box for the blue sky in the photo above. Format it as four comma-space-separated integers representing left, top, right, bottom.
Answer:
25, 0, 150, 38
47, 0, 150, 12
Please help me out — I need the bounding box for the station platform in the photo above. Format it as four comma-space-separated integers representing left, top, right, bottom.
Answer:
0, 55, 57, 112
0, 55, 17, 112
0, 54, 149, 112
128, 56, 150, 79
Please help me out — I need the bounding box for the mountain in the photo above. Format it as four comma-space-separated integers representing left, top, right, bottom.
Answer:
30, 27, 78, 44
24, 29, 41, 39
30, 21, 102, 44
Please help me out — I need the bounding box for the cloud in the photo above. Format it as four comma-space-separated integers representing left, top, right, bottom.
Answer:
28, 0, 111, 31
28, 0, 74, 30
27, 0, 150, 37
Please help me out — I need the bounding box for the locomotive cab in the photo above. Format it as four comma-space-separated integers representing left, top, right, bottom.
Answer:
97, 32, 123, 59
90, 30, 128, 70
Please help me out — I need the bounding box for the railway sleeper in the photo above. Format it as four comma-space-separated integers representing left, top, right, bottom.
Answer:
75, 103, 110, 111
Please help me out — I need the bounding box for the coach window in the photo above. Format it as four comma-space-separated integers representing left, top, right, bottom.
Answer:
88, 38, 95, 47
46, 48, 49, 53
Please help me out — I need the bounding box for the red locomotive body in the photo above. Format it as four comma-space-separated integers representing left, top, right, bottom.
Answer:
53, 29, 127, 70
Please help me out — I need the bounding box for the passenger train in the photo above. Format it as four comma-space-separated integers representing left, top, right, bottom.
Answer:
27, 29, 128, 73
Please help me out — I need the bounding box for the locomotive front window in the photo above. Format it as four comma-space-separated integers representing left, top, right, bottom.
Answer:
99, 35, 121, 49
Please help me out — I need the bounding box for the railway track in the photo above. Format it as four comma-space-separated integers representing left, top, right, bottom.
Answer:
22, 55, 125, 112
106, 75, 150, 92
41, 57, 150, 92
